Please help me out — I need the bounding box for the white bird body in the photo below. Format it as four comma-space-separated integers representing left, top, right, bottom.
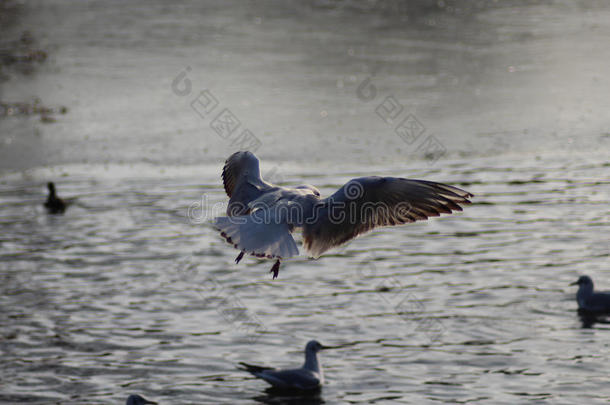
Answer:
214, 151, 473, 277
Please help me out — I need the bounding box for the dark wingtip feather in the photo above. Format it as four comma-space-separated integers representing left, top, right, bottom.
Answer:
222, 155, 236, 198
221, 151, 259, 198
238, 362, 271, 373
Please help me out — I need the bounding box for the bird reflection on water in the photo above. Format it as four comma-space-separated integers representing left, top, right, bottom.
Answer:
251, 389, 325, 405
577, 311, 610, 329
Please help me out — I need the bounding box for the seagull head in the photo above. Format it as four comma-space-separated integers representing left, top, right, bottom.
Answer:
303, 340, 329, 374
305, 340, 328, 353
571, 275, 593, 288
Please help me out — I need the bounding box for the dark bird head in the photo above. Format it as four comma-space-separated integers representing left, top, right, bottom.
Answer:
126, 394, 157, 405
44, 181, 66, 214
571, 275, 593, 288
305, 340, 328, 353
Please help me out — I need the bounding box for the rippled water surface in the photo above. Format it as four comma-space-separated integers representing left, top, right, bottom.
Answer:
1, 1, 610, 404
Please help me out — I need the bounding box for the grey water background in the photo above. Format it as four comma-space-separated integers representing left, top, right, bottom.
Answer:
1, 0, 609, 403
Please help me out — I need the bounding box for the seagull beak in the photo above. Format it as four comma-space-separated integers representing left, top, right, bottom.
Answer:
319, 342, 359, 350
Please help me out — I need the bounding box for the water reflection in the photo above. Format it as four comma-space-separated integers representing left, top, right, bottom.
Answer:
253, 388, 324, 405
577, 310, 610, 329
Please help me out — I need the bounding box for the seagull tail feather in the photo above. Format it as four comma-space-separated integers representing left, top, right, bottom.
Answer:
213, 215, 299, 260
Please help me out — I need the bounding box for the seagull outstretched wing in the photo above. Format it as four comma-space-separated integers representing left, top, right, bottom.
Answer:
302, 176, 473, 258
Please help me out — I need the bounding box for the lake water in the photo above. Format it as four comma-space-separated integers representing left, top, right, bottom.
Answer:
1, 1, 609, 404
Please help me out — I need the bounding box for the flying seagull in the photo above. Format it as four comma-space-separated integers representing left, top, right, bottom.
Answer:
125, 394, 157, 405
571, 275, 610, 313
213, 151, 473, 278
44, 182, 67, 214
239, 340, 328, 391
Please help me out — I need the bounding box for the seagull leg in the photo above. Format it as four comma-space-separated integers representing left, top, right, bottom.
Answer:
235, 251, 245, 264
270, 259, 281, 279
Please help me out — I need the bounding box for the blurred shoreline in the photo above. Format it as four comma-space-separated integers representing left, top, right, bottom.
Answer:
1, 0, 609, 173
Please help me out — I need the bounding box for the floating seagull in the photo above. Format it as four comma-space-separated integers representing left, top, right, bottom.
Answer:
44, 182, 67, 214
126, 394, 157, 405
213, 151, 473, 278
571, 275, 610, 313
239, 340, 328, 391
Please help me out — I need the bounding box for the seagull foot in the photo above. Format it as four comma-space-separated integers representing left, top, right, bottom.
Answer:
270, 260, 281, 279
235, 251, 245, 264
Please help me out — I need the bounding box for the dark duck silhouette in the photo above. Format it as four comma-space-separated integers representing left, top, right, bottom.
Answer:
44, 182, 66, 214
